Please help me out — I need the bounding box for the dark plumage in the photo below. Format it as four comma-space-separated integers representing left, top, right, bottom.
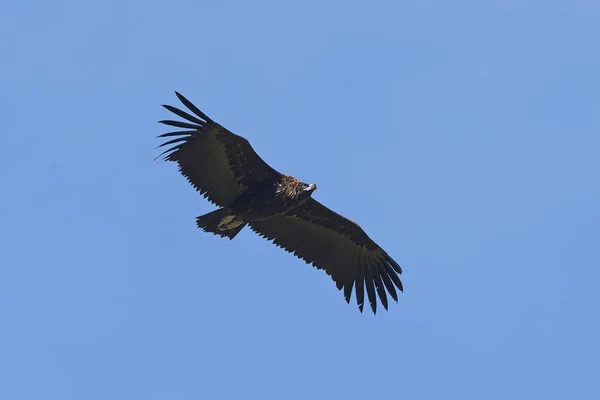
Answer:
157, 92, 403, 314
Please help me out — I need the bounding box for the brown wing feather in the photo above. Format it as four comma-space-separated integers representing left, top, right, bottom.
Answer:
157, 92, 281, 206
249, 198, 402, 314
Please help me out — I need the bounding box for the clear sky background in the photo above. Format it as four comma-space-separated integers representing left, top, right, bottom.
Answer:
2, 1, 599, 399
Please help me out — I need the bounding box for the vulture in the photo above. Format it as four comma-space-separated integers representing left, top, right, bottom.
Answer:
157, 92, 403, 314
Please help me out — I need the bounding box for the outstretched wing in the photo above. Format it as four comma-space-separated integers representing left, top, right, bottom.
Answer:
157, 92, 281, 207
249, 198, 402, 314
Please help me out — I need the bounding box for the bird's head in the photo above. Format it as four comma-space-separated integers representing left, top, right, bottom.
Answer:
298, 182, 318, 200
277, 175, 318, 200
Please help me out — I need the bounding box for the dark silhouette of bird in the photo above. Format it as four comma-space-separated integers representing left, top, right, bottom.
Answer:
157, 92, 403, 314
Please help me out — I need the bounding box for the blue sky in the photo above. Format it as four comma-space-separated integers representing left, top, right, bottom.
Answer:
2, 1, 599, 399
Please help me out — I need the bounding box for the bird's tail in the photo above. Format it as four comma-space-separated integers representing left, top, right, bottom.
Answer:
196, 208, 246, 240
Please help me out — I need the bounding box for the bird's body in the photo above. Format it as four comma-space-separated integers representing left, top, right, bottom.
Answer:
229, 174, 317, 223
197, 174, 317, 238
157, 92, 403, 314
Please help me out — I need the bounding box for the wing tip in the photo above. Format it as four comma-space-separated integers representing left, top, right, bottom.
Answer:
386, 254, 403, 274
170, 91, 215, 124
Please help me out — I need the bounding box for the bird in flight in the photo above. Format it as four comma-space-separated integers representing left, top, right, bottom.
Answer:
157, 92, 403, 314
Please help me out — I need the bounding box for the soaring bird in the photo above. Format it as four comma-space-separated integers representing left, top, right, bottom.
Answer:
157, 92, 403, 314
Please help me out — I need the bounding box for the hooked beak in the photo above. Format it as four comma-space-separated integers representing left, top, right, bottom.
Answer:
305, 183, 318, 192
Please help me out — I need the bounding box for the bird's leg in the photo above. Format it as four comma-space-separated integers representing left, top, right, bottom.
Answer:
217, 215, 244, 231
